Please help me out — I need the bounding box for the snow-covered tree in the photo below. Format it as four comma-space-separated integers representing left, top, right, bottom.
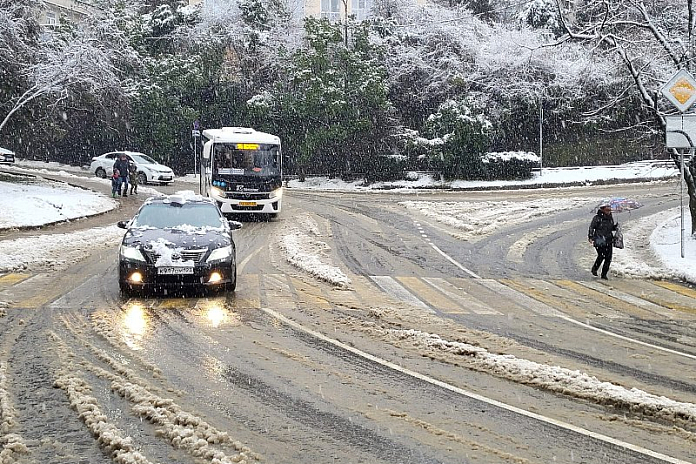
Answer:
250, 18, 392, 179
404, 98, 492, 179
557, 0, 696, 233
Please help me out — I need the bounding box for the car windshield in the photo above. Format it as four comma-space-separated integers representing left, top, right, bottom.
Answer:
133, 203, 224, 229
131, 154, 157, 164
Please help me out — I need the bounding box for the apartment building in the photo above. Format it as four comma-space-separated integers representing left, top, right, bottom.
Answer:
189, 0, 390, 22
36, 0, 97, 26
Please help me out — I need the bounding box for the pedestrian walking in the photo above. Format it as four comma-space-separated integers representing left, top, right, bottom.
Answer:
588, 202, 618, 280
113, 153, 130, 197
111, 169, 122, 198
128, 161, 138, 195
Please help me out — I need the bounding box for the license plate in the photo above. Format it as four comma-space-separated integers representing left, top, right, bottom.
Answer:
239, 201, 257, 206
157, 266, 194, 275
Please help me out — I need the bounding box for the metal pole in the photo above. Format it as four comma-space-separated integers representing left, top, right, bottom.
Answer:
682, 149, 688, 258
539, 102, 543, 174
194, 136, 197, 176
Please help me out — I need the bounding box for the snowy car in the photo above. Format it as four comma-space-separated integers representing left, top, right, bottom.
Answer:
0, 147, 15, 163
117, 193, 242, 296
90, 151, 175, 185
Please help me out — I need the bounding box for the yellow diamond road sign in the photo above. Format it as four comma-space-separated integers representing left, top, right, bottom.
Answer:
661, 69, 696, 112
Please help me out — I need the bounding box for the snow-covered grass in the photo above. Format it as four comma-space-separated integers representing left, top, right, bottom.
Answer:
284, 160, 679, 191
0, 225, 125, 272
0, 174, 117, 228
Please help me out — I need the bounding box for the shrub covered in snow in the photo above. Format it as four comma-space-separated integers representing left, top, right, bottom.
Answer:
482, 151, 540, 180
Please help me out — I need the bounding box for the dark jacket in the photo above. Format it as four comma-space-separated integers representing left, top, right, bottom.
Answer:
588, 210, 617, 247
114, 158, 130, 178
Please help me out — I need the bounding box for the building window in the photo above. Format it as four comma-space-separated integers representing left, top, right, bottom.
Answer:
45, 11, 57, 25
320, 0, 341, 22
351, 0, 370, 21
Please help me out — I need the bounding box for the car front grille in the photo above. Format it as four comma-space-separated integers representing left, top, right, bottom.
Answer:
144, 248, 208, 264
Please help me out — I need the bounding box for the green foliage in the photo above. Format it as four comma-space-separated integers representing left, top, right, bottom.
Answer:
419, 99, 492, 180
256, 18, 393, 178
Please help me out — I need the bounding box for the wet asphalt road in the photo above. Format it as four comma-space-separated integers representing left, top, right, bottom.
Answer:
0, 168, 695, 463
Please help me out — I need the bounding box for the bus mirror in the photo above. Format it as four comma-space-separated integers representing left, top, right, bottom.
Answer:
202, 141, 212, 160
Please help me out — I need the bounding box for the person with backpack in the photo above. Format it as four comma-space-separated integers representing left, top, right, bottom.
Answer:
588, 203, 618, 280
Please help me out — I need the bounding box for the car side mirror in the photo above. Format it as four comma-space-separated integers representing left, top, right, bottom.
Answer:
228, 220, 243, 230
117, 220, 129, 229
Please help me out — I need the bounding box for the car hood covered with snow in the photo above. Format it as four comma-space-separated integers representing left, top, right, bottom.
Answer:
123, 226, 231, 258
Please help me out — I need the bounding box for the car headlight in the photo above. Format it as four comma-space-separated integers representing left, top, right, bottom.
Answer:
269, 187, 283, 199
120, 245, 146, 262
207, 245, 232, 262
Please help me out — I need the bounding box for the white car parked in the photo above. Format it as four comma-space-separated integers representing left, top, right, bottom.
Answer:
90, 151, 175, 185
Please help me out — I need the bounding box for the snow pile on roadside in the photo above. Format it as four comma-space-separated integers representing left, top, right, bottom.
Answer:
0, 362, 29, 463
0, 178, 117, 229
612, 207, 696, 282
0, 225, 125, 272
279, 215, 351, 288
388, 328, 696, 425
650, 211, 696, 282
400, 197, 597, 241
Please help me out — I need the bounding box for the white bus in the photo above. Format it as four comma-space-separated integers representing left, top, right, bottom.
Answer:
200, 127, 283, 217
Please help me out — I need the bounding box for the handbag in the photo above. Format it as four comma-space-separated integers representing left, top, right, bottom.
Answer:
613, 226, 624, 249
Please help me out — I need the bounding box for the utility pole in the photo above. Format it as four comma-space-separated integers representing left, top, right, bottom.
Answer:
539, 96, 543, 174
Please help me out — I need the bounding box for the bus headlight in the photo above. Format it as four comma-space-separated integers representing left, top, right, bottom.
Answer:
210, 186, 225, 198
269, 188, 283, 199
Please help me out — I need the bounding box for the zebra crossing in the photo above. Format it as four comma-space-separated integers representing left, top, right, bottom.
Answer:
1, 271, 695, 323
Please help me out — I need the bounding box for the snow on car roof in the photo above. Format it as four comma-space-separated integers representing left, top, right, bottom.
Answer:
144, 190, 212, 206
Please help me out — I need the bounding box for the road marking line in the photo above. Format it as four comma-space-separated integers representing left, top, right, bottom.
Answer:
577, 280, 679, 318
422, 277, 501, 315
652, 280, 696, 304
479, 279, 564, 317
0, 273, 31, 287
369, 276, 431, 311
499, 281, 696, 361
396, 277, 463, 313
262, 306, 691, 464
428, 243, 480, 279
237, 246, 262, 275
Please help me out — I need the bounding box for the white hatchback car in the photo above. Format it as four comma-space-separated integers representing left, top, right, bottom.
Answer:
90, 151, 175, 185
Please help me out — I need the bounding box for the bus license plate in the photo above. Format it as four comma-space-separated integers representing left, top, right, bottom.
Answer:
239, 201, 257, 206
157, 266, 194, 275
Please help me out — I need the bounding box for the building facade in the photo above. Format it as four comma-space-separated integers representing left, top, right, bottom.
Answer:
36, 0, 96, 26
189, 0, 397, 22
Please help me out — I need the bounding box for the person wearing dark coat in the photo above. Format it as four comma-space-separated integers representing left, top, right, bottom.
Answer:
113, 153, 130, 197
588, 203, 618, 279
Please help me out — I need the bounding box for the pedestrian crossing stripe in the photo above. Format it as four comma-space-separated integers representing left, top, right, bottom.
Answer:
422, 277, 501, 315
4, 272, 696, 320
577, 280, 678, 319
553, 280, 659, 320
369, 276, 432, 311
652, 280, 696, 302
0, 273, 31, 287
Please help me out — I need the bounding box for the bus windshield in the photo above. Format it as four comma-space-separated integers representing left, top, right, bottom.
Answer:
213, 143, 280, 177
